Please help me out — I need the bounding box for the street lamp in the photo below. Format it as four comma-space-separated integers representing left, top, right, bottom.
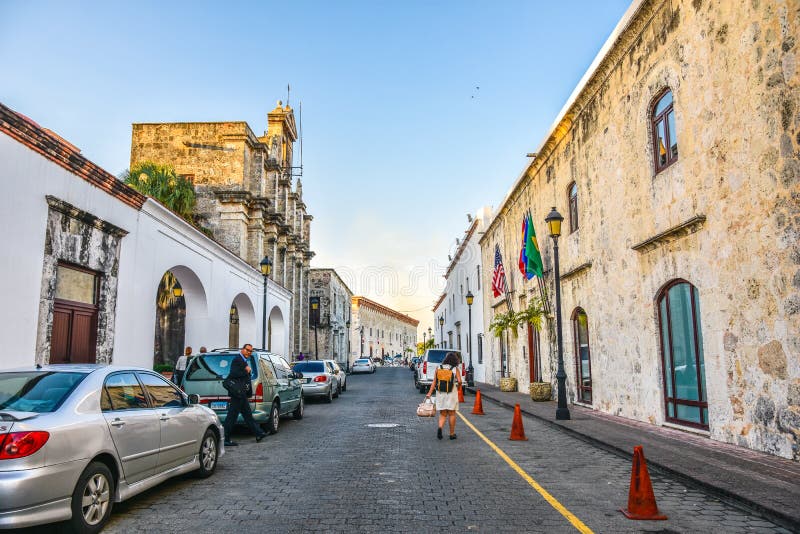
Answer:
546, 207, 570, 421
422, 330, 426, 353
345, 319, 351, 372
465, 290, 474, 387
439, 316, 444, 349
427, 327, 432, 350
311, 299, 319, 360
259, 256, 272, 350
360, 326, 364, 358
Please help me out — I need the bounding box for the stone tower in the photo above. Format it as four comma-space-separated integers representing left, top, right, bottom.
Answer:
130, 100, 314, 357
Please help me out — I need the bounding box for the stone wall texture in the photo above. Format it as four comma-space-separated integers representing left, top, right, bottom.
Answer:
308, 269, 354, 365
479, 0, 800, 459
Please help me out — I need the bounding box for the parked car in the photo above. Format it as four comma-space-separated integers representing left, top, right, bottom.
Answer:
291, 360, 337, 403
182, 350, 304, 434
409, 357, 420, 370
323, 360, 346, 395
351, 358, 375, 374
0, 364, 224, 531
415, 349, 464, 393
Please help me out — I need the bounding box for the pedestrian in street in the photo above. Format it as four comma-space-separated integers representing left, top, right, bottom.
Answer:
426, 352, 463, 440
199, 346, 207, 353
223, 343, 266, 446
173, 346, 191, 387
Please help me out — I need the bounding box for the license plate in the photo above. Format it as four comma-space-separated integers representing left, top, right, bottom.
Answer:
210, 401, 228, 410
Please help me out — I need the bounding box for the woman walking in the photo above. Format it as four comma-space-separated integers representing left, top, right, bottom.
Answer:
426, 352, 463, 440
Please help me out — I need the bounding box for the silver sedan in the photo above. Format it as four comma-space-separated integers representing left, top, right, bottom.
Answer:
0, 364, 225, 531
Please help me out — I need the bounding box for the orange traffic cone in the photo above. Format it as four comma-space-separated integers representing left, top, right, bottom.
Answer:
620, 446, 667, 520
471, 390, 485, 415
458, 385, 465, 403
509, 404, 528, 440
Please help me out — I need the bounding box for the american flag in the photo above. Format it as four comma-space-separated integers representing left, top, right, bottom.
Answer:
492, 245, 507, 298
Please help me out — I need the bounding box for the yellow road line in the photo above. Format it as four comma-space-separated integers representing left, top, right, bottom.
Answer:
457, 411, 594, 534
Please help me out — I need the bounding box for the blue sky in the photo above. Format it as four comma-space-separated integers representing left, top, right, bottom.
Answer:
1, 0, 630, 330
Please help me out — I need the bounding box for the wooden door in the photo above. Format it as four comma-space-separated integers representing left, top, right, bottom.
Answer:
51, 300, 98, 364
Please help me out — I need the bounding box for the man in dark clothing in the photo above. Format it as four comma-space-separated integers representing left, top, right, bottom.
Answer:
223, 344, 266, 446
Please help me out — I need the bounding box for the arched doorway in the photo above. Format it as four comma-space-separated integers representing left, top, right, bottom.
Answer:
230, 293, 256, 349
154, 271, 185, 366
267, 305, 286, 355
228, 304, 239, 348
153, 266, 208, 367
657, 279, 708, 429
571, 308, 592, 404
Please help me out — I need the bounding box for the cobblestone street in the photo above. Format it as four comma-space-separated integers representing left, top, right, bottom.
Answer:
49, 367, 786, 533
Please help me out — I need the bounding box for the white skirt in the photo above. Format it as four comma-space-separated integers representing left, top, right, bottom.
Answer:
434, 389, 459, 411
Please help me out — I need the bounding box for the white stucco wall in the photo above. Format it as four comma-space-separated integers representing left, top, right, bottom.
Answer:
0, 131, 292, 369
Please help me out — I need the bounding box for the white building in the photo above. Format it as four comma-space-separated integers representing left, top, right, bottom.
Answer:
432, 208, 492, 383
350, 297, 418, 368
0, 103, 292, 369
307, 268, 354, 369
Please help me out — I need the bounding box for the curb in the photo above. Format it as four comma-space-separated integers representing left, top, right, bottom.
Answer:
465, 386, 799, 533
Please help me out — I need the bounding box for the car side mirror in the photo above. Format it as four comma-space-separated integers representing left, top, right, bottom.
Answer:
187, 394, 200, 405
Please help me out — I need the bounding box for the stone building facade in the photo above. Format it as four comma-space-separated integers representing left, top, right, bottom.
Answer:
308, 269, 354, 368
350, 297, 419, 368
130, 101, 314, 357
479, 0, 799, 460
433, 208, 492, 383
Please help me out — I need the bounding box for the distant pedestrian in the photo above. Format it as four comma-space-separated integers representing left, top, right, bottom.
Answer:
173, 346, 191, 387
222, 343, 266, 446
426, 352, 463, 440
199, 346, 208, 353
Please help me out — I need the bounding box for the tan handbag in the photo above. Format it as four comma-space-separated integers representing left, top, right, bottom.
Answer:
416, 397, 436, 417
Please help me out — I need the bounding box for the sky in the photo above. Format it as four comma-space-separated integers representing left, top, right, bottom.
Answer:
0, 0, 631, 331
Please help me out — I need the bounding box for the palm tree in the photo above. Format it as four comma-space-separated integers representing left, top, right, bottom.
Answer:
121, 161, 196, 221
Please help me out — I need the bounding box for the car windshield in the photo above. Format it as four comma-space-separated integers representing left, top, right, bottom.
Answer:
355, 359, 369, 364
426, 350, 451, 364
0, 371, 86, 413
292, 361, 325, 373
185, 354, 257, 380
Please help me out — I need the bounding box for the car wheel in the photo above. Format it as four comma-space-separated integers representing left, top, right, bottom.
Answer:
333, 382, 340, 398
419, 385, 427, 394
325, 386, 333, 403
70, 461, 114, 534
293, 395, 304, 419
342, 379, 347, 392
266, 401, 280, 434
194, 428, 219, 478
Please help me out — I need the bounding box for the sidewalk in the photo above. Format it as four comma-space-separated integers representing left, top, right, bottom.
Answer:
465, 382, 800, 532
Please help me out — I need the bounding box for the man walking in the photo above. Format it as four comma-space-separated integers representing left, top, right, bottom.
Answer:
223, 343, 267, 446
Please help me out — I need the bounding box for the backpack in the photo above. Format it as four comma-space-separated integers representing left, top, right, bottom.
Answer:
436, 366, 455, 393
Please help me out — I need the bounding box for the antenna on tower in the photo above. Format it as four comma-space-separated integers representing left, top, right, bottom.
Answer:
298, 102, 303, 178
287, 83, 291, 106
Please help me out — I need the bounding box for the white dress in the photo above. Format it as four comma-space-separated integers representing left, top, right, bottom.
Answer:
434, 365, 460, 412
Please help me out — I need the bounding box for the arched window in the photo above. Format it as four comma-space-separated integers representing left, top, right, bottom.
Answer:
657, 280, 707, 429
568, 182, 578, 233
652, 89, 678, 172
571, 308, 592, 403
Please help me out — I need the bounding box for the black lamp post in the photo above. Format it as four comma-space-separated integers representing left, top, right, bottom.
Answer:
427, 327, 432, 350
259, 256, 272, 350
465, 290, 475, 386
360, 326, 364, 358
439, 316, 444, 349
345, 319, 351, 372
545, 207, 570, 421
422, 330, 426, 353
311, 300, 319, 360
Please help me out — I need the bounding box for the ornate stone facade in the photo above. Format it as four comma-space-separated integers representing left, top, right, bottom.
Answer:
479, 0, 799, 459
130, 102, 314, 357
350, 297, 419, 368
307, 269, 354, 367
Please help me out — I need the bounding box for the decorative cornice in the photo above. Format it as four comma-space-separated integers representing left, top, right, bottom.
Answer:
46, 196, 129, 237
631, 215, 707, 253
561, 261, 593, 281
1, 103, 146, 210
